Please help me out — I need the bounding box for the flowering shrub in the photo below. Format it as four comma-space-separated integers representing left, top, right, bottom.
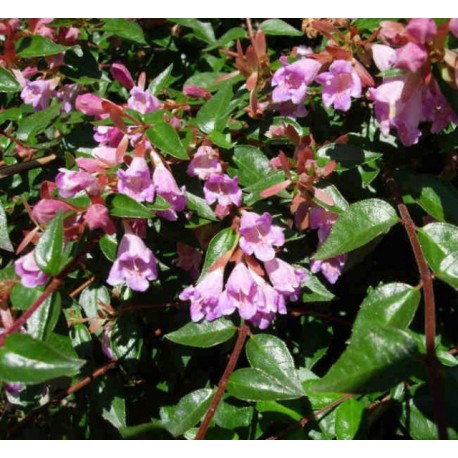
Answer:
0, 18, 458, 440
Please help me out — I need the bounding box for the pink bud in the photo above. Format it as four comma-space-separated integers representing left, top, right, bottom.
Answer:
32, 199, 73, 224
84, 204, 115, 234
406, 18, 437, 44
110, 63, 134, 90
75, 93, 105, 116
395, 43, 428, 73
183, 85, 211, 99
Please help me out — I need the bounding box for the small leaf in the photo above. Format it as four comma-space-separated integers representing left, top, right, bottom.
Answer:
196, 82, 233, 134
165, 318, 236, 348
146, 195, 172, 211
34, 211, 64, 276
0, 201, 13, 252
146, 121, 188, 159
106, 193, 153, 219
161, 388, 214, 437
16, 36, 68, 58
260, 19, 303, 37
314, 199, 399, 260
0, 67, 21, 93
168, 19, 216, 44
79, 284, 110, 320
148, 64, 174, 96
0, 333, 84, 384
27, 292, 61, 341
17, 103, 61, 142
111, 316, 143, 371
185, 191, 218, 221
335, 398, 365, 440
102, 19, 146, 44
199, 228, 237, 278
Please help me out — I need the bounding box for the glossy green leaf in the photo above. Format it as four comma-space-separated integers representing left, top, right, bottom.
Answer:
147, 195, 172, 211
0, 333, 84, 384
316, 143, 382, 172
149, 64, 174, 96
79, 284, 110, 320
313, 326, 419, 393
204, 27, 247, 51
17, 103, 61, 142
99, 234, 118, 262
186, 191, 218, 221
196, 81, 233, 134
418, 222, 458, 290
0, 201, 13, 252
91, 375, 126, 430
260, 19, 303, 36
0, 66, 21, 93
165, 317, 236, 348
111, 316, 143, 368
102, 19, 146, 44
146, 121, 188, 159
232, 145, 277, 187
34, 211, 64, 276
16, 36, 68, 58
106, 193, 153, 219
335, 398, 365, 439
214, 399, 254, 429
169, 19, 216, 44
302, 271, 336, 303
161, 388, 214, 437
27, 292, 61, 341
314, 199, 399, 259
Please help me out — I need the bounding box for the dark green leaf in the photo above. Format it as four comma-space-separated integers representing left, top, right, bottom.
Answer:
91, 375, 126, 430
214, 399, 253, 429
260, 19, 303, 37
0, 67, 21, 93
149, 64, 174, 96
196, 82, 233, 134
17, 103, 61, 142
169, 19, 216, 44
27, 292, 61, 341
200, 228, 237, 278
102, 19, 146, 44
16, 36, 68, 58
0, 201, 13, 252
314, 199, 399, 260
186, 191, 218, 221
232, 145, 276, 187
204, 27, 247, 51
79, 284, 110, 320
146, 121, 188, 159
165, 318, 236, 348
111, 316, 143, 367
99, 234, 118, 262
335, 398, 365, 439
0, 333, 84, 384
106, 193, 153, 219
147, 194, 172, 211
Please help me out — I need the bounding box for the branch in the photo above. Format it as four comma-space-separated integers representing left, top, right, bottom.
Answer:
8, 360, 117, 437
382, 165, 448, 440
266, 394, 352, 440
195, 323, 250, 440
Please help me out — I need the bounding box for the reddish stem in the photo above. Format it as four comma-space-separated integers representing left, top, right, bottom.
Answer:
382, 165, 448, 440
195, 323, 250, 440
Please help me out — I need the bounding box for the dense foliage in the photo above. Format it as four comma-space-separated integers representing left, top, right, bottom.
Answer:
0, 18, 458, 440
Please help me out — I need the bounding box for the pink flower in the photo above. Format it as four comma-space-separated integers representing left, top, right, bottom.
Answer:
14, 251, 49, 288
422, 81, 458, 133
450, 19, 458, 38
107, 233, 158, 292
395, 43, 428, 73
203, 174, 242, 219
57, 83, 79, 113
117, 157, 155, 203
153, 162, 186, 221
179, 267, 225, 321
316, 60, 362, 112
264, 258, 307, 301
55, 168, 99, 199
92, 146, 121, 167
271, 56, 321, 117
84, 204, 115, 235
93, 125, 123, 147
406, 18, 437, 44
183, 85, 211, 99
75, 93, 105, 116
110, 63, 134, 90
372, 44, 397, 73
21, 80, 55, 111
32, 199, 73, 224
309, 207, 347, 284
239, 211, 285, 262
187, 145, 222, 180
127, 86, 161, 114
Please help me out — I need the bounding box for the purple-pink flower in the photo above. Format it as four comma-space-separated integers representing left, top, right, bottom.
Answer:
94, 125, 123, 147
57, 83, 79, 113
84, 204, 115, 235
75, 93, 105, 116
239, 211, 285, 262
117, 157, 155, 203
187, 145, 222, 180
395, 43, 428, 73
179, 267, 225, 322
264, 258, 307, 301
32, 199, 73, 224
55, 168, 99, 198
422, 81, 458, 133
14, 251, 49, 288
203, 174, 242, 218
110, 63, 134, 90
21, 80, 55, 111
406, 18, 437, 44
271, 56, 321, 117
316, 60, 362, 112
127, 86, 161, 114
107, 233, 158, 292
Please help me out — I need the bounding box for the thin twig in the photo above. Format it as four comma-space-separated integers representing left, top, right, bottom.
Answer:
69, 275, 95, 298
0, 155, 56, 179
266, 394, 352, 440
8, 360, 117, 437
195, 323, 250, 440
382, 165, 448, 440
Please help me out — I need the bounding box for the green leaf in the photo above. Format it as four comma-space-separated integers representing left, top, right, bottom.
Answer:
99, 234, 118, 262
246, 334, 304, 396
0, 67, 21, 93
260, 19, 303, 37
17, 103, 61, 142
184, 72, 225, 92
111, 316, 143, 369
161, 388, 214, 437
27, 292, 61, 341
102, 19, 146, 44
91, 375, 126, 430
34, 211, 64, 276
314, 199, 399, 260
302, 270, 336, 302
204, 27, 247, 51
200, 228, 237, 278
106, 193, 153, 219
232, 145, 277, 187
335, 398, 365, 440
0, 201, 13, 252
196, 82, 233, 134
418, 222, 458, 290
148, 64, 174, 96
214, 399, 253, 429
146, 121, 188, 159
165, 318, 236, 348
0, 333, 84, 384
16, 36, 68, 58
79, 284, 110, 320
353, 283, 421, 333
395, 171, 458, 225
169, 19, 216, 44
186, 191, 218, 221
146, 194, 172, 211
313, 326, 419, 393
